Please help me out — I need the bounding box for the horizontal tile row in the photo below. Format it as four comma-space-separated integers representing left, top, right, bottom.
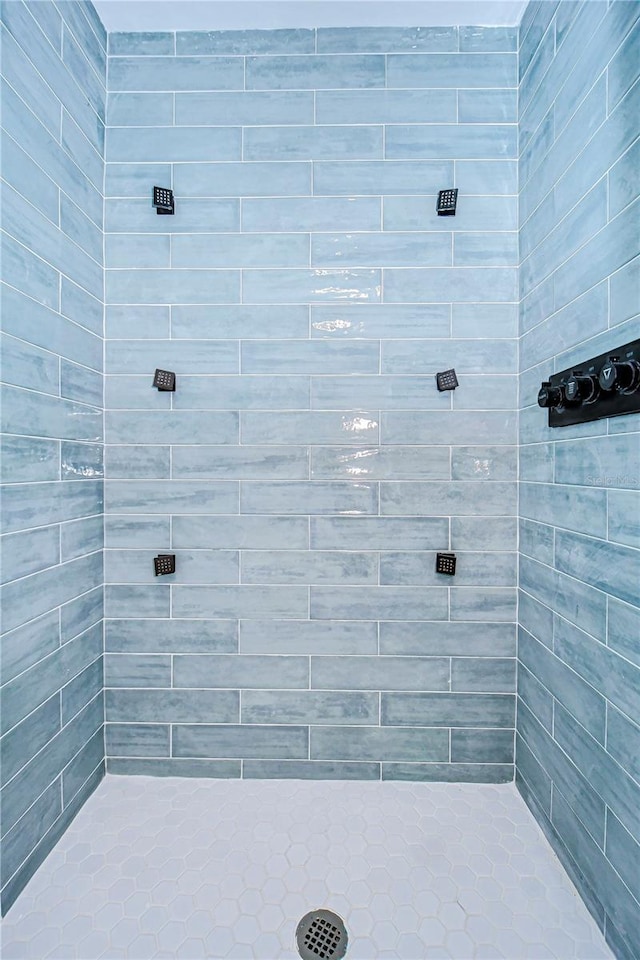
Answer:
103, 583, 517, 621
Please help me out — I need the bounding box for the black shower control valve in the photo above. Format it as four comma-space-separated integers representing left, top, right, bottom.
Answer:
598, 359, 640, 394
153, 369, 176, 392
436, 552, 457, 576
152, 186, 174, 215
436, 368, 459, 392
537, 382, 563, 408
564, 374, 599, 404
437, 188, 458, 216
154, 555, 176, 576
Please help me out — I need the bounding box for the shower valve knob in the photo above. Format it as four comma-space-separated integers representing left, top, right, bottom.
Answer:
564, 374, 598, 404
598, 359, 640, 393
537, 382, 563, 408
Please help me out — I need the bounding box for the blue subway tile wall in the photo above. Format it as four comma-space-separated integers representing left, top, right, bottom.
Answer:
104, 26, 518, 785
517, 3, 640, 957
0, 1, 106, 913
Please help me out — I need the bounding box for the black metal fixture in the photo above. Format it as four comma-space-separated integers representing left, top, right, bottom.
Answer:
153, 368, 176, 392
154, 554, 176, 576
437, 189, 458, 216
436, 368, 459, 392
153, 186, 174, 215
538, 338, 640, 427
436, 552, 457, 576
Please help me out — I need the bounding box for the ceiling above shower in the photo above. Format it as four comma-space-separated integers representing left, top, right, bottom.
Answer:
93, 0, 528, 32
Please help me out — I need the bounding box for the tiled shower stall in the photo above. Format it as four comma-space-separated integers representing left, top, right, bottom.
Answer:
0, 0, 639, 958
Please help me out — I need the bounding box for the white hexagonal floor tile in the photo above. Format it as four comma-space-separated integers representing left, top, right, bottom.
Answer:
0, 778, 613, 959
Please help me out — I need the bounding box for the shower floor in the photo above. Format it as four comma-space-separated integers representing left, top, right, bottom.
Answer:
1, 776, 612, 960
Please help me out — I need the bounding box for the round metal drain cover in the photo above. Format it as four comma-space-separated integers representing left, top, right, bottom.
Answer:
296, 909, 348, 960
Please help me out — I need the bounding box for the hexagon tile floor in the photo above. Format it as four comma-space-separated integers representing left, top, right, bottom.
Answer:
1, 776, 612, 960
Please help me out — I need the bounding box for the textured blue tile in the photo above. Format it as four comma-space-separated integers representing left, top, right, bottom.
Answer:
242, 690, 378, 725
105, 549, 238, 585
105, 234, 170, 269
108, 56, 244, 91
107, 91, 174, 126
386, 125, 517, 161
23, 0, 63, 51
172, 233, 309, 268
179, 90, 314, 126
105, 480, 237, 515
245, 125, 383, 161
452, 303, 518, 338
384, 268, 517, 303
555, 435, 640, 491
104, 653, 171, 689
556, 530, 640, 608
387, 53, 516, 88
177, 28, 315, 55
384, 196, 517, 233
1, 386, 102, 443
171, 305, 308, 339
518, 659, 553, 732
109, 31, 175, 55
1, 480, 102, 534
2, 286, 101, 371
311, 516, 447, 550
242, 551, 377, 585
106, 125, 240, 162
381, 551, 516, 588
60, 360, 102, 408
105, 411, 237, 445
311, 377, 449, 411
317, 26, 458, 53
243, 197, 380, 233
313, 160, 453, 196
171, 446, 309, 481
518, 702, 606, 847
172, 515, 308, 549
1, 550, 101, 633
174, 162, 311, 198
554, 703, 640, 843
172, 585, 308, 619
173, 724, 308, 759
0, 334, 59, 395
241, 481, 377, 516
312, 232, 451, 268
105, 723, 170, 757
382, 339, 516, 374
454, 232, 518, 266
311, 304, 451, 338
62, 727, 104, 805
106, 339, 238, 375
247, 759, 380, 779
606, 811, 640, 903
607, 705, 640, 786
0, 17, 62, 137
60, 278, 103, 339
241, 412, 378, 446
60, 586, 103, 644
380, 481, 517, 517
311, 656, 449, 691
382, 692, 514, 727
105, 306, 168, 340
383, 762, 513, 783
105, 198, 239, 234
61, 658, 102, 724
107, 758, 240, 778
60, 110, 104, 195
1, 623, 102, 735
0, 783, 61, 890
106, 689, 238, 723
61, 515, 103, 561
241, 341, 379, 375
105, 619, 237, 654
554, 615, 640, 727
520, 555, 607, 639
451, 445, 517, 480
519, 519, 554, 564
105, 516, 170, 548
0, 610, 60, 686
311, 586, 448, 621
382, 411, 516, 445
460, 26, 517, 51
311, 446, 451, 481
239, 620, 378, 655
311, 726, 448, 762
246, 55, 385, 90
451, 728, 514, 763
173, 377, 309, 411
608, 597, 640, 668
316, 89, 456, 124
106, 268, 240, 305
450, 588, 516, 622
104, 585, 170, 619
1, 234, 59, 311
173, 654, 308, 689
242, 269, 381, 304
61, 441, 103, 481
61, 25, 105, 122
455, 160, 518, 196
0, 695, 61, 787
105, 445, 170, 479
0, 130, 59, 222
609, 138, 640, 220
520, 482, 607, 538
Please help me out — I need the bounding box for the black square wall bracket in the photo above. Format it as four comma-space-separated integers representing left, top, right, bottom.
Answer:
436, 368, 459, 392
437, 188, 458, 216
436, 552, 457, 576
154, 555, 176, 576
153, 186, 174, 215
153, 369, 176, 391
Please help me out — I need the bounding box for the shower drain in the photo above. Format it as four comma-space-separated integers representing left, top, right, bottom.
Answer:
296, 909, 348, 959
